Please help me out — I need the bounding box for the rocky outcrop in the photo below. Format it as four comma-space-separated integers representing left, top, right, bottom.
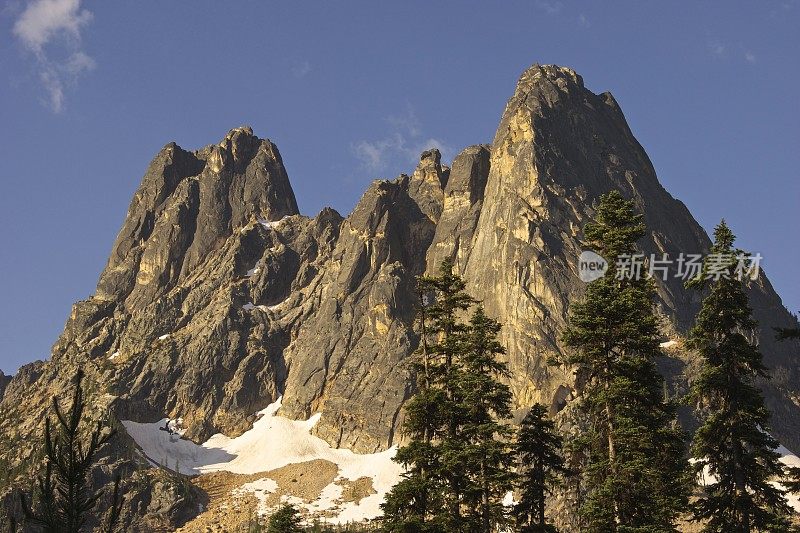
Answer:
407, 149, 449, 223
425, 144, 490, 271
0, 371, 10, 401
1, 64, 799, 529
277, 172, 439, 451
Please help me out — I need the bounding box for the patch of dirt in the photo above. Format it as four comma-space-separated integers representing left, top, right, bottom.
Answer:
175, 459, 340, 531
193, 470, 268, 499
263, 458, 339, 504
175, 487, 259, 532
337, 476, 376, 505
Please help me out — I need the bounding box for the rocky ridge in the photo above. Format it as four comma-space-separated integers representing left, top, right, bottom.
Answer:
1, 64, 799, 530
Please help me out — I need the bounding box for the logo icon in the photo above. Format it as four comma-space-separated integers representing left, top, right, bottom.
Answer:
579, 250, 608, 282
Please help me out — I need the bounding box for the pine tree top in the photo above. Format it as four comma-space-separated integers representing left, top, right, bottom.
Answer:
585, 190, 646, 262
712, 219, 735, 252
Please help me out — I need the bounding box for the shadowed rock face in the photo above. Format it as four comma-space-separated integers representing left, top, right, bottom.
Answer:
2, 65, 799, 529
0, 371, 10, 401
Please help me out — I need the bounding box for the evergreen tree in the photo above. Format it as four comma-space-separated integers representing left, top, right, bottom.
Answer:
267, 504, 303, 533
381, 260, 473, 532
786, 469, 800, 495
687, 221, 792, 531
514, 403, 567, 533
382, 261, 515, 532
20, 369, 123, 533
775, 323, 800, 495
774, 325, 800, 341
422, 260, 477, 532
457, 306, 516, 532
104, 475, 124, 533
560, 190, 691, 531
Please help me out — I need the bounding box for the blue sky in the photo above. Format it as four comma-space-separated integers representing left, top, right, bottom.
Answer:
0, 1, 798, 374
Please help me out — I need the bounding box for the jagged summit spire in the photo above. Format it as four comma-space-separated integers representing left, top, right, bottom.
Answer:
221, 125, 254, 140
517, 63, 584, 89
95, 126, 298, 304
408, 147, 449, 222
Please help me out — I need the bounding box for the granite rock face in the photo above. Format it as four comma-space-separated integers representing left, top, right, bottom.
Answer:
457, 66, 799, 433
2, 65, 799, 529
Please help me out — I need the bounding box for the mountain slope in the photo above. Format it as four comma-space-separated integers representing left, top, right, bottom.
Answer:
1, 64, 798, 529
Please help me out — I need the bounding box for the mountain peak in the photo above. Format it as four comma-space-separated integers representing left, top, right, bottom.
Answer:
95, 127, 298, 304
2, 65, 799, 530
221, 124, 254, 141
517, 63, 584, 92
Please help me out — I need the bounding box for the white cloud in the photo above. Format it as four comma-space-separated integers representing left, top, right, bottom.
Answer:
64, 49, 94, 73
770, 0, 797, 17
535, 0, 563, 15
352, 106, 451, 174
38, 68, 64, 111
13, 0, 91, 53
707, 39, 759, 65
578, 13, 590, 28
708, 41, 726, 58
291, 60, 311, 78
387, 104, 422, 137
12, 0, 95, 112
353, 134, 405, 172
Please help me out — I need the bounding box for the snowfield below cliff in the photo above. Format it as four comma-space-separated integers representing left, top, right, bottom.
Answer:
122, 398, 403, 524
696, 444, 800, 513
777, 445, 800, 512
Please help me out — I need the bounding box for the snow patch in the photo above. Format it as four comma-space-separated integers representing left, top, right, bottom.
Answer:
659, 340, 678, 349
696, 444, 800, 513
158, 334, 170, 341
267, 297, 291, 312
778, 445, 800, 469
778, 445, 800, 512
258, 215, 290, 230
235, 477, 279, 498
242, 302, 270, 312
243, 298, 290, 314
121, 397, 403, 524
108, 351, 120, 360
166, 418, 185, 436
246, 265, 261, 277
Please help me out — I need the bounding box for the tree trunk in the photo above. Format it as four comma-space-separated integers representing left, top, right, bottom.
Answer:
419, 291, 430, 523
537, 466, 546, 529
728, 345, 749, 533
605, 395, 619, 530
481, 460, 490, 533
733, 441, 749, 533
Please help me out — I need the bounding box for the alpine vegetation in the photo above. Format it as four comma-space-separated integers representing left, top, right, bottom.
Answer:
687, 221, 793, 531
513, 403, 567, 533
559, 191, 692, 530
19, 370, 122, 533
381, 261, 516, 533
